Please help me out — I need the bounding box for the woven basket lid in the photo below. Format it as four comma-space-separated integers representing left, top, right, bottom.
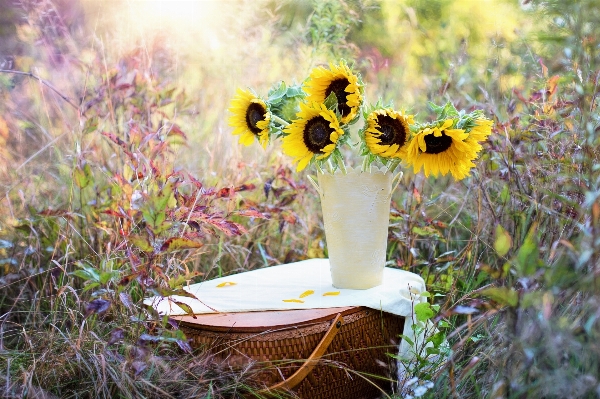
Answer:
174, 306, 362, 333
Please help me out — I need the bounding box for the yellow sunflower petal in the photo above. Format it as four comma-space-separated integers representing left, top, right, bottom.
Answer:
228, 88, 270, 148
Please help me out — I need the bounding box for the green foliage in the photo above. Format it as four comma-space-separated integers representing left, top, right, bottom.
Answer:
2, 0, 600, 398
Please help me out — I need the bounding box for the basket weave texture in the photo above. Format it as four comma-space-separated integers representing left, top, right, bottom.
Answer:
180, 307, 405, 399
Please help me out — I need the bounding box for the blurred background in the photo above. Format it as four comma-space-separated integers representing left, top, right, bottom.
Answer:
1, 1, 600, 398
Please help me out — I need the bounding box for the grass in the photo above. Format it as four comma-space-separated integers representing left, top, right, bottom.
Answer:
1, 0, 600, 398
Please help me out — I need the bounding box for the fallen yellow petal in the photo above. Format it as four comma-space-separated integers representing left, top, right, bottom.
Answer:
323, 291, 340, 296
283, 299, 305, 303
216, 282, 237, 287
299, 290, 315, 298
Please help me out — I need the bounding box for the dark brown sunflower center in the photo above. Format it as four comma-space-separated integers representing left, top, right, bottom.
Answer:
376, 115, 407, 146
303, 116, 334, 154
424, 132, 453, 154
245, 102, 267, 135
324, 78, 351, 118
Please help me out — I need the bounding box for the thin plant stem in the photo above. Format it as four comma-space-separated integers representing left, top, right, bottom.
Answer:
387, 159, 401, 173
362, 156, 369, 173
0, 69, 81, 114
271, 115, 289, 126
327, 158, 335, 174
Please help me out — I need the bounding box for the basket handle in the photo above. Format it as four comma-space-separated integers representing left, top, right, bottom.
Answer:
257, 313, 345, 396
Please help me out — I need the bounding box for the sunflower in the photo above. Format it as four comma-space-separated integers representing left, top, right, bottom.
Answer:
405, 119, 482, 181
228, 88, 271, 149
281, 102, 345, 171
363, 108, 414, 159
467, 118, 493, 146
303, 61, 363, 124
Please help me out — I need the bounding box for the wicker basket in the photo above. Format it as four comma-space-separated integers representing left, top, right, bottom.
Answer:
177, 306, 405, 398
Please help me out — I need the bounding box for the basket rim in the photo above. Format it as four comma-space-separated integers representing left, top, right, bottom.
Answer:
175, 306, 371, 333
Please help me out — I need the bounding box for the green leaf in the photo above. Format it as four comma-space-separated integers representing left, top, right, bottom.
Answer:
412, 226, 441, 238
72, 269, 96, 282
494, 224, 512, 257
427, 331, 446, 347
279, 96, 302, 122
285, 85, 305, 98
172, 300, 195, 315
82, 116, 98, 135
168, 274, 188, 289
324, 91, 338, 111
414, 302, 435, 322
517, 225, 539, 276
480, 287, 519, 307
398, 334, 414, 346
82, 282, 101, 293
428, 101, 459, 120
426, 347, 441, 356
500, 184, 510, 203
73, 163, 92, 189
130, 235, 154, 252
267, 81, 287, 103
438, 320, 451, 328
99, 271, 117, 285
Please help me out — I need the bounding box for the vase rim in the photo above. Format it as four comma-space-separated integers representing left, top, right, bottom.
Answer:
317, 165, 393, 177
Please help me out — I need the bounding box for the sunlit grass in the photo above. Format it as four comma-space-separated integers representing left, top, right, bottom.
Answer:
1, 0, 600, 398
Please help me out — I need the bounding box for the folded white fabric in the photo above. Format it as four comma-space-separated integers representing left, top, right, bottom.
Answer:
147, 258, 425, 315
146, 258, 426, 359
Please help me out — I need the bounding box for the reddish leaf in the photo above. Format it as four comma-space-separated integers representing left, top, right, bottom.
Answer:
188, 174, 203, 190
271, 187, 286, 199
167, 318, 179, 329
119, 271, 140, 286
413, 187, 421, 204
138, 333, 162, 343
100, 131, 136, 164
131, 361, 147, 376
235, 183, 255, 192
176, 339, 193, 353
166, 123, 187, 139
136, 273, 155, 288
281, 211, 297, 224
119, 292, 135, 311
238, 209, 270, 219
278, 194, 297, 207
212, 220, 246, 236
85, 299, 111, 317
546, 75, 560, 98
216, 187, 233, 198
38, 209, 75, 219
160, 237, 203, 252
102, 209, 126, 218
127, 249, 141, 269
264, 178, 274, 198
108, 328, 125, 345
513, 88, 529, 104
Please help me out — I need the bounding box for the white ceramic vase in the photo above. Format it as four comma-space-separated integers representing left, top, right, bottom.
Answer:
314, 166, 399, 289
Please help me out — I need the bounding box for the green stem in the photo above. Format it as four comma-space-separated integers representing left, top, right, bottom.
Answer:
271, 115, 290, 126
362, 156, 369, 173
339, 157, 347, 175
327, 159, 335, 174
388, 159, 401, 173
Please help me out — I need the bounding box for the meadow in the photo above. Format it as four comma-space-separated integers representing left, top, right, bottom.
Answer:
1, 0, 599, 398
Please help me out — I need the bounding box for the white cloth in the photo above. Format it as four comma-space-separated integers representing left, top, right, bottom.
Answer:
146, 258, 426, 358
